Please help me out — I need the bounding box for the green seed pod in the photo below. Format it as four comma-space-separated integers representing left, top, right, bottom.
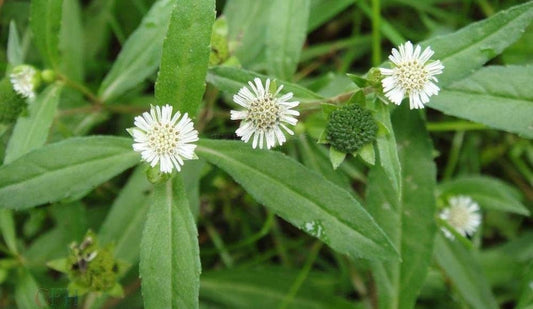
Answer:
326, 103, 377, 153
0, 77, 26, 124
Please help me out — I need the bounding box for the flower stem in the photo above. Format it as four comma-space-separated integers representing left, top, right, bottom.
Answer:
371, 0, 381, 66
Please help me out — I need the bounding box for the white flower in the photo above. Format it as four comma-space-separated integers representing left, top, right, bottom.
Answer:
231, 78, 300, 149
10, 65, 39, 99
440, 196, 481, 240
380, 41, 444, 109
127, 105, 199, 173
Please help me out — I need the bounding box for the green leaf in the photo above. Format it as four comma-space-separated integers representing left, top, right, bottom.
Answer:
424, 1, 533, 87
434, 234, 498, 309
0, 136, 138, 209
374, 103, 401, 194
357, 143, 375, 166
30, 0, 63, 69
438, 175, 529, 215
4, 84, 63, 164
367, 105, 437, 309
328, 146, 346, 169
99, 166, 152, 263
140, 176, 201, 309
206, 66, 324, 103
59, 0, 84, 81
98, 0, 176, 102
308, 0, 353, 33
196, 139, 398, 261
154, 0, 215, 117
8, 21, 23, 66
265, 0, 310, 80
428, 66, 533, 138
224, 0, 271, 70
200, 267, 361, 309
0, 209, 17, 253
15, 268, 47, 309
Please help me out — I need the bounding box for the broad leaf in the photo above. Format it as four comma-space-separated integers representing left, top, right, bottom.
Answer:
140, 176, 201, 309
98, 0, 175, 102
367, 105, 437, 309
206, 66, 324, 103
99, 166, 152, 263
424, 1, 533, 87
4, 84, 63, 164
428, 66, 533, 138
374, 103, 401, 194
155, 0, 214, 117
0, 136, 138, 209
196, 139, 398, 261
434, 234, 498, 309
30, 0, 63, 69
265, 0, 310, 80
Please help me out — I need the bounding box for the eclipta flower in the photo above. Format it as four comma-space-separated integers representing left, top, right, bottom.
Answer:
127, 105, 198, 173
440, 196, 481, 239
10, 65, 40, 99
231, 78, 299, 149
380, 41, 444, 109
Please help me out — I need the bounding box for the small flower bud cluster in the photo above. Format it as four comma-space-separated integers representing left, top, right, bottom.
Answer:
326, 103, 377, 153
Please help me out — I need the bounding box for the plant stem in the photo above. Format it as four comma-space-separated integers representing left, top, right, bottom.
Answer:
57, 74, 103, 105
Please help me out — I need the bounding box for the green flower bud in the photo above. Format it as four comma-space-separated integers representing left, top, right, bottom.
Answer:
41, 69, 57, 83
326, 103, 377, 153
209, 17, 230, 66
0, 77, 26, 124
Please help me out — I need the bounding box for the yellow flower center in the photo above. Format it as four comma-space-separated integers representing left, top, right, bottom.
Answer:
247, 95, 281, 131
147, 123, 180, 156
448, 206, 470, 229
394, 60, 429, 92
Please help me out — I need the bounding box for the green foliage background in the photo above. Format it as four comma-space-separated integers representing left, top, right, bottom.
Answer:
0, 0, 532, 308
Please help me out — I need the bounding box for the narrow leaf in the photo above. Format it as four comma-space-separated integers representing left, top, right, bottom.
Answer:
30, 0, 63, 69
265, 0, 310, 80
8, 21, 23, 66
0, 209, 17, 253
201, 267, 360, 309
140, 176, 201, 309
196, 139, 398, 261
4, 84, 63, 164
59, 0, 84, 81
308, 0, 353, 33
428, 66, 533, 138
155, 0, 215, 117
438, 175, 529, 215
206, 66, 324, 103
0, 136, 138, 209
434, 234, 499, 309
15, 268, 47, 309
368, 105, 437, 309
424, 1, 533, 87
99, 166, 152, 263
98, 0, 176, 102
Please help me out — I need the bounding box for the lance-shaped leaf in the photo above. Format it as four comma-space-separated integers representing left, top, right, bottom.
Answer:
98, 0, 175, 102
0, 136, 139, 209
4, 84, 63, 164
206, 66, 324, 103
140, 176, 201, 309
434, 234, 498, 309
31, 0, 63, 69
428, 66, 533, 138
155, 0, 215, 117
196, 139, 398, 261
367, 105, 437, 309
423, 1, 533, 87
265, 0, 310, 80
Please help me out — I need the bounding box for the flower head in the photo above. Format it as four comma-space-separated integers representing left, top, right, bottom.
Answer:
127, 105, 199, 173
10, 65, 40, 99
326, 103, 377, 153
231, 78, 299, 149
440, 196, 481, 239
380, 41, 444, 109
